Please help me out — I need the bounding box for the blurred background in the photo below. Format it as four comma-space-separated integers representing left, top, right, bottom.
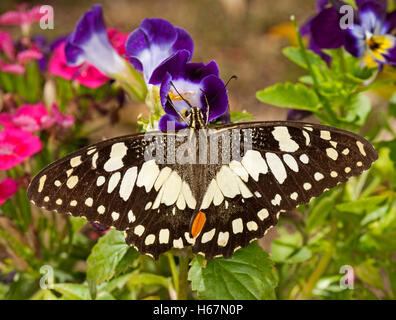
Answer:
1, 0, 317, 128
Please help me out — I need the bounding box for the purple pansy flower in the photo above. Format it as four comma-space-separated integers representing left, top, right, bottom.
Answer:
344, 0, 396, 66
305, 0, 396, 66
157, 51, 228, 130
65, 4, 128, 77
125, 18, 194, 84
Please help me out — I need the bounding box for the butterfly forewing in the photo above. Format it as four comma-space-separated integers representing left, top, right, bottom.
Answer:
27, 121, 377, 259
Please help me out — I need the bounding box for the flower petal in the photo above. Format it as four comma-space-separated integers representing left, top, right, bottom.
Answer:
126, 18, 193, 83
201, 74, 228, 122
65, 5, 126, 76
0, 178, 18, 206
158, 113, 187, 131
310, 7, 344, 49
0, 128, 41, 170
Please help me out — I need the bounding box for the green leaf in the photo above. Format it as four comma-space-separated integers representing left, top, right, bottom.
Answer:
283, 47, 327, 70
389, 92, 396, 118
127, 272, 172, 289
188, 242, 277, 300
256, 82, 321, 111
229, 110, 253, 123
361, 205, 389, 226
355, 260, 384, 290
52, 283, 91, 300
287, 247, 312, 263
341, 94, 371, 126
335, 196, 388, 214
86, 230, 138, 293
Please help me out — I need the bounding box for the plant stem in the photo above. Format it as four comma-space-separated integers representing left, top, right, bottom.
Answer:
302, 245, 334, 299
166, 253, 179, 297
291, 16, 338, 125
177, 254, 189, 300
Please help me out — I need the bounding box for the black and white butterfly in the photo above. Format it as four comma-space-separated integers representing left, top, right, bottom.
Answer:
27, 107, 377, 259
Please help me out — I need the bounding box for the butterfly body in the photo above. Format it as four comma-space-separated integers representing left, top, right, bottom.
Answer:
27, 114, 378, 259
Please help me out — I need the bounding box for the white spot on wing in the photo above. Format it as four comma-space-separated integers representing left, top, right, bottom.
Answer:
70, 156, 82, 168
161, 171, 182, 206
201, 228, 216, 243
283, 154, 299, 172
320, 130, 331, 140
154, 167, 172, 191
241, 150, 268, 181
299, 154, 309, 164
229, 160, 249, 182
119, 166, 138, 201
38, 175, 47, 193
232, 218, 243, 234
159, 229, 170, 244
66, 176, 78, 189
136, 160, 160, 193
247, 221, 258, 231
266, 152, 287, 184
216, 165, 240, 198
356, 141, 366, 156
272, 126, 299, 152
271, 194, 282, 206
104, 142, 128, 172
257, 209, 269, 221
217, 231, 229, 247
107, 172, 121, 193
134, 225, 145, 236
326, 148, 338, 160
314, 172, 324, 181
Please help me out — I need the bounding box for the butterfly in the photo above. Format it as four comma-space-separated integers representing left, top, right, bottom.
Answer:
27, 107, 378, 260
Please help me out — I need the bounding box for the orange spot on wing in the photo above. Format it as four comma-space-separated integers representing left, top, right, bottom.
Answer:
191, 211, 206, 238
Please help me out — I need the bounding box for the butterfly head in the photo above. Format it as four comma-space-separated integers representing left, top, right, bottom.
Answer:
186, 107, 207, 129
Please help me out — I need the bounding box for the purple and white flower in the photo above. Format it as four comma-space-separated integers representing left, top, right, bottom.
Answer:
125, 18, 194, 84
156, 51, 228, 130
65, 5, 128, 77
304, 0, 396, 66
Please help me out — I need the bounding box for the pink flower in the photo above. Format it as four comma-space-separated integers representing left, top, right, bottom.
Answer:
0, 4, 46, 32
0, 128, 42, 170
17, 49, 43, 65
0, 30, 15, 60
50, 104, 74, 129
0, 60, 25, 74
107, 28, 128, 57
0, 103, 51, 132
0, 30, 42, 74
0, 178, 18, 206
49, 41, 109, 88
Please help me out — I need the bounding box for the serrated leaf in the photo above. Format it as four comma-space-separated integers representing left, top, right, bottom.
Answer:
188, 242, 277, 300
86, 230, 136, 289
341, 94, 371, 126
52, 283, 91, 300
256, 82, 321, 111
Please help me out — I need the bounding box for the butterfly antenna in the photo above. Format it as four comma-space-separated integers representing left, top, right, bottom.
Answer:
166, 96, 189, 125
200, 89, 211, 124
170, 81, 194, 109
